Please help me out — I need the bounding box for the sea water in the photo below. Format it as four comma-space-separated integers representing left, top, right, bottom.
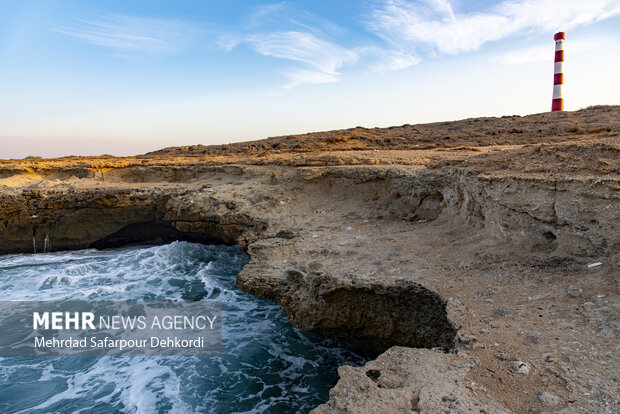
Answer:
0, 242, 370, 413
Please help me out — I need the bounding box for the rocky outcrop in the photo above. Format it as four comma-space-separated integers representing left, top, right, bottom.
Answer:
312, 347, 507, 414
2, 165, 616, 258
0, 187, 179, 253
237, 247, 458, 351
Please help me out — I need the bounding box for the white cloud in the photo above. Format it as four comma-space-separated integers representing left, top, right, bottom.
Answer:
217, 4, 361, 87
245, 2, 345, 38
224, 3, 419, 87
240, 30, 421, 85
54, 6, 417, 87
55, 14, 192, 55
244, 31, 357, 83
361, 47, 421, 72
369, 0, 620, 55
282, 68, 341, 88
422, 0, 455, 19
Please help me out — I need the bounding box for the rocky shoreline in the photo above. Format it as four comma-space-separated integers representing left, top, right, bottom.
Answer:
1, 106, 618, 412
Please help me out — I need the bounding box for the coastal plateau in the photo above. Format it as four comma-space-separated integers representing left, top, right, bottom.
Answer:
0, 106, 618, 413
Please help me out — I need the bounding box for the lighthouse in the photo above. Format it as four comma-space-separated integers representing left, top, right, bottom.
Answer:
551, 32, 565, 112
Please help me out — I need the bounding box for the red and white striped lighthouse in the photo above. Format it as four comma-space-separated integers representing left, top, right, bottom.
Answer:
551, 31, 565, 112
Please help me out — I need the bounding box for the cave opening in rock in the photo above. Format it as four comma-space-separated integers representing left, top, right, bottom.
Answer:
88, 220, 228, 250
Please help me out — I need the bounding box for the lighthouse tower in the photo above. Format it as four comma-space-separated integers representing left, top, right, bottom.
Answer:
551, 32, 565, 112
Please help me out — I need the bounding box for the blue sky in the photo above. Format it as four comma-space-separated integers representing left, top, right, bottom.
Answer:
1, 0, 619, 158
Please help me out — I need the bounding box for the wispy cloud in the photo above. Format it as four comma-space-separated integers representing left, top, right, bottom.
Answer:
282, 68, 342, 88
361, 47, 420, 72
368, 0, 620, 55
245, 2, 345, 38
53, 5, 417, 87
221, 4, 360, 87
243, 31, 357, 87
55, 14, 192, 55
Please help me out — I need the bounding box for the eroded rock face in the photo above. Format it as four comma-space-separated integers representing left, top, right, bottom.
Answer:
0, 165, 617, 358
0, 187, 178, 253
312, 347, 507, 414
237, 258, 457, 351
3, 167, 616, 258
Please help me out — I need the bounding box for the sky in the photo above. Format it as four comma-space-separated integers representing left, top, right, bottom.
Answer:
1, 0, 619, 158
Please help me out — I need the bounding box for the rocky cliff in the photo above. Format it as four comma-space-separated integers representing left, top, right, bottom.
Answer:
1, 106, 618, 413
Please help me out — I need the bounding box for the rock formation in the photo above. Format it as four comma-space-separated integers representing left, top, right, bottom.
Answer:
1, 106, 618, 412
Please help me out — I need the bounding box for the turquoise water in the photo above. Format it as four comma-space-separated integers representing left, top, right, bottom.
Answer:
0, 242, 370, 413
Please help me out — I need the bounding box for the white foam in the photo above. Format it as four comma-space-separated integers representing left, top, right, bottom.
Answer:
0, 242, 369, 413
